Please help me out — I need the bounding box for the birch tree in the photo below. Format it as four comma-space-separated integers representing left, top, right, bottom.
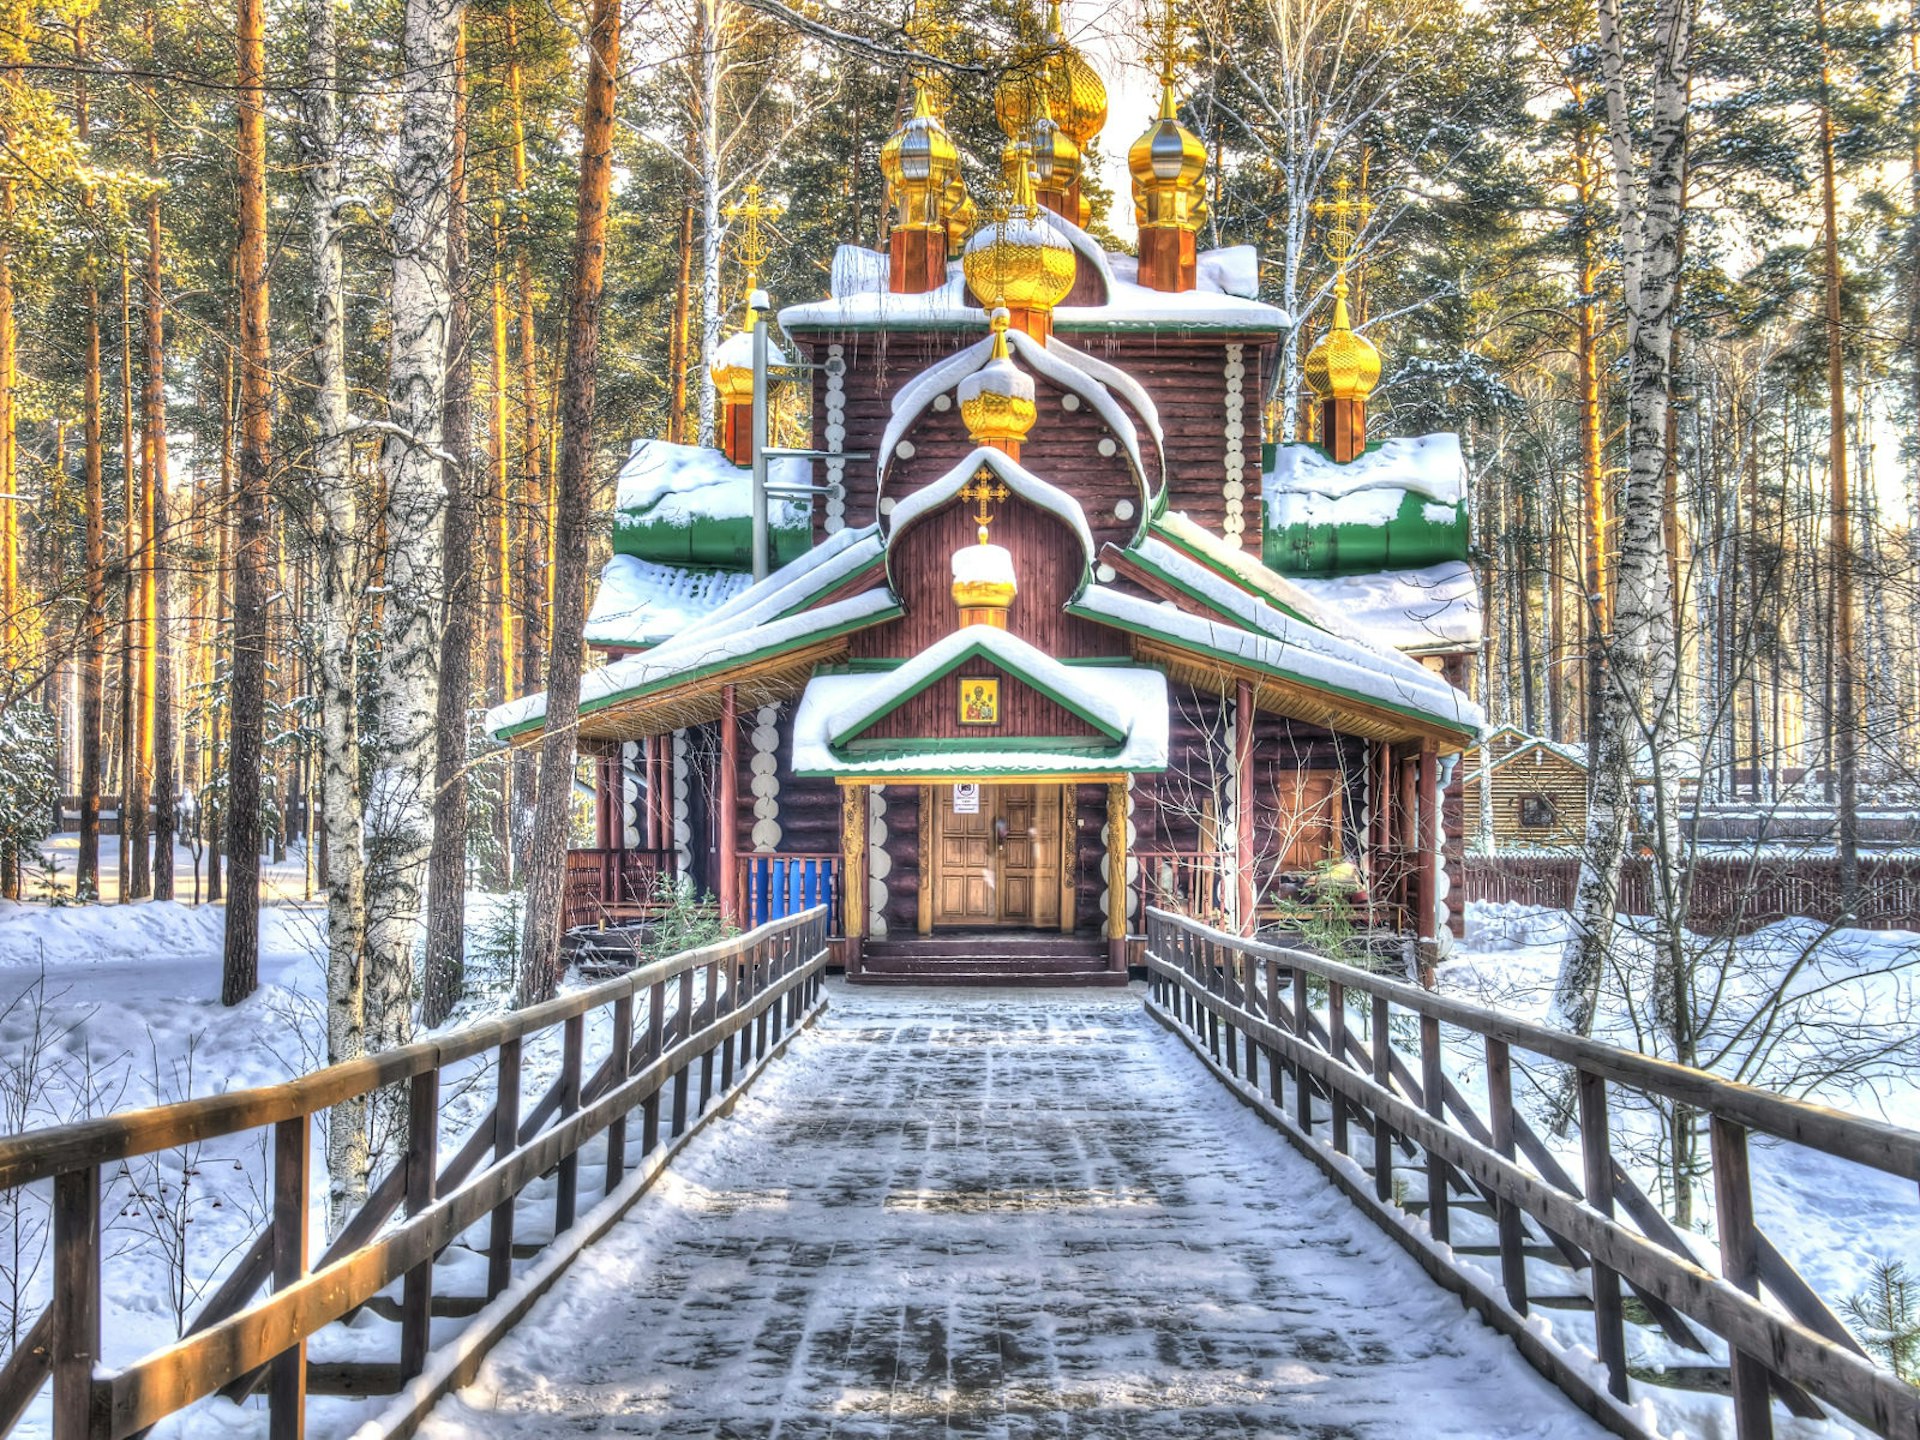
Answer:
364, 0, 463, 1055
1550, 0, 1692, 1047
301, 0, 372, 1227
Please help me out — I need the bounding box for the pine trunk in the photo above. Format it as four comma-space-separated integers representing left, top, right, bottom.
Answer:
76, 32, 105, 901
224, 0, 272, 1004
145, 100, 176, 900
519, 0, 621, 1004
121, 260, 148, 901
424, 20, 473, 1029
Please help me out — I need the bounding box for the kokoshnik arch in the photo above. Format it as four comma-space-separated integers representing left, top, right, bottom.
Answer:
487, 4, 1486, 983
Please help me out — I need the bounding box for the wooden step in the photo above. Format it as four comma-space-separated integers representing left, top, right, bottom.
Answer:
849, 969, 1129, 989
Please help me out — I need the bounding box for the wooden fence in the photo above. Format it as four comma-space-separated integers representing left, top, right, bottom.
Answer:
1464, 856, 1920, 934
562, 846, 679, 931
0, 906, 831, 1440
1144, 908, 1920, 1440
737, 853, 841, 933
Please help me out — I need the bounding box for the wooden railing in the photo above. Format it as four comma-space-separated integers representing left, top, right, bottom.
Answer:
737, 852, 841, 934
1134, 850, 1229, 927
1143, 908, 1920, 1440
563, 846, 679, 930
0, 906, 831, 1440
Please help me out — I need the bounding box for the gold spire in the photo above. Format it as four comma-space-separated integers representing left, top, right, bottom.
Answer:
1129, 0, 1206, 291
995, 0, 1107, 150
881, 76, 961, 232
720, 182, 784, 329
1303, 173, 1380, 406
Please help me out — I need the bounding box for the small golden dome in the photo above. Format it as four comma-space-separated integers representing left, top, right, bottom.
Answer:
942, 172, 977, 251
881, 78, 961, 230
709, 325, 754, 403
1303, 277, 1381, 403
961, 150, 1076, 315
995, 0, 1107, 149
951, 539, 1019, 614
1128, 80, 1206, 230
958, 309, 1038, 449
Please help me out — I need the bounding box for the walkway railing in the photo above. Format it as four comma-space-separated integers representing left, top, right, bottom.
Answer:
563, 846, 679, 930
737, 852, 841, 933
0, 906, 831, 1440
1144, 907, 1920, 1440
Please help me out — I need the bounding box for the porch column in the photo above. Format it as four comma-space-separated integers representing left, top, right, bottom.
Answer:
718, 687, 739, 926
1416, 740, 1440, 987
1107, 781, 1128, 971
1235, 680, 1256, 936
841, 782, 868, 973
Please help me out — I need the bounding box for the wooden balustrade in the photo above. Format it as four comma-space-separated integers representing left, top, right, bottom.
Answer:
1143, 907, 1920, 1440
562, 847, 679, 931
1134, 850, 1229, 927
0, 907, 831, 1440
736, 853, 842, 933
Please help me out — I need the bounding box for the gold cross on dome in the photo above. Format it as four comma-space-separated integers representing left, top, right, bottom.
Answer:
961, 476, 1009, 537
723, 182, 786, 297
1310, 171, 1373, 270
1146, 0, 1194, 85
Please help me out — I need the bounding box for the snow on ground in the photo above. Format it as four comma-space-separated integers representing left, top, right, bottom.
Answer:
414, 985, 1608, 1440
1438, 901, 1920, 1375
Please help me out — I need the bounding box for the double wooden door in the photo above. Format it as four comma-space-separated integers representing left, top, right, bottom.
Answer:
928, 783, 1065, 929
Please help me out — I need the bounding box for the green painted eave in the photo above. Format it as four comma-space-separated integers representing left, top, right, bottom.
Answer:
830, 637, 1127, 747
1130, 531, 1319, 631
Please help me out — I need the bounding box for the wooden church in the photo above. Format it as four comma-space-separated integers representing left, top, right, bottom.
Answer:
488, 11, 1486, 984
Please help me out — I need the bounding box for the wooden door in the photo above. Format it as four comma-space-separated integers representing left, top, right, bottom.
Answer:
929, 784, 1063, 927
933, 790, 997, 924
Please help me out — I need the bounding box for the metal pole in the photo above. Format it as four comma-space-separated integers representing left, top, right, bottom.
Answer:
749, 288, 770, 581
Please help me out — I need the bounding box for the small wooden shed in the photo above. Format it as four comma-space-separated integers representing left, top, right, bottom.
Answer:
1461, 727, 1589, 851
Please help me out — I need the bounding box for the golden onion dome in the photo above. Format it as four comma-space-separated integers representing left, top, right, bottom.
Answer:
957, 308, 1038, 450
1129, 80, 1206, 196
1303, 277, 1381, 403
961, 150, 1076, 314
880, 78, 961, 229
709, 326, 755, 403
951, 538, 1018, 613
995, 1, 1107, 148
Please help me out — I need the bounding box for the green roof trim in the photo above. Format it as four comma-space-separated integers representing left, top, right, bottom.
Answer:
829, 635, 1127, 747
1066, 599, 1475, 741
834, 735, 1119, 759
1129, 532, 1318, 631
496, 602, 904, 741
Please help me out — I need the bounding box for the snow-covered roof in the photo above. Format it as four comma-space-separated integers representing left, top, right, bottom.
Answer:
1265, 434, 1466, 513
616, 438, 811, 525
886, 448, 1098, 572
780, 240, 1288, 336
1287, 561, 1482, 652
487, 589, 901, 740
1068, 583, 1482, 738
584, 555, 754, 650
694, 523, 886, 635
875, 329, 1155, 493
792, 648, 1169, 778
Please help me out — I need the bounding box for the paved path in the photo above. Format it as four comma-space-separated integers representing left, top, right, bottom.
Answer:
416, 984, 1607, 1439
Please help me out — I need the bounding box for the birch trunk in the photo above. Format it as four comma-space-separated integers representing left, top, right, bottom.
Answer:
304, 0, 371, 1229
519, 0, 621, 1004
1552, 0, 1691, 1057
365, 0, 461, 1056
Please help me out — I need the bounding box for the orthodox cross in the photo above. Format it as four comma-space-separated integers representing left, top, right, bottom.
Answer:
1146, 0, 1193, 84
1310, 171, 1372, 271
961, 475, 1009, 543
722, 182, 785, 313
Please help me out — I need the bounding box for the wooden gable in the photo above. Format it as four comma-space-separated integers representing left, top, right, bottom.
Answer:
853, 658, 1107, 745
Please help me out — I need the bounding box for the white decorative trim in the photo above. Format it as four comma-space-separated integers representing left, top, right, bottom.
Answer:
867, 787, 890, 938
749, 703, 783, 851
621, 741, 642, 850
824, 345, 847, 534
671, 729, 693, 883
1222, 343, 1246, 548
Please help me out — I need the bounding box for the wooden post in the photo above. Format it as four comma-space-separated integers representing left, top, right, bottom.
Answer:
642, 978, 666, 1154
1579, 1070, 1630, 1402
1485, 1036, 1529, 1314
52, 1166, 100, 1440
718, 686, 739, 924
269, 1115, 309, 1440
1420, 1015, 1448, 1244
1107, 780, 1128, 970
1235, 680, 1255, 935
555, 1012, 583, 1233
1328, 980, 1348, 1155
487, 1038, 520, 1299
1293, 965, 1312, 1133
1713, 1115, 1773, 1439
1416, 740, 1439, 986
592, 739, 614, 851
841, 782, 867, 973
401, 1068, 439, 1379
1371, 994, 1392, 1202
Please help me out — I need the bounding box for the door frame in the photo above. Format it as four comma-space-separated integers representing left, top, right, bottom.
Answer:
917, 782, 1076, 934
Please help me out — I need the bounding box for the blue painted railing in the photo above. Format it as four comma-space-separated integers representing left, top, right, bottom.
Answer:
740, 852, 841, 934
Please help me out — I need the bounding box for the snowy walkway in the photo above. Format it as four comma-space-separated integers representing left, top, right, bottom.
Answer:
415, 984, 1608, 1439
